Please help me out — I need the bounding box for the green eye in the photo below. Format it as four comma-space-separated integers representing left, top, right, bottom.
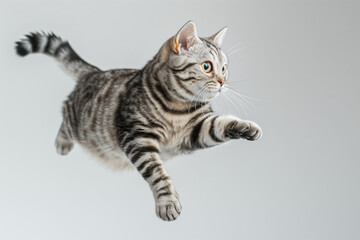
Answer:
202, 61, 212, 73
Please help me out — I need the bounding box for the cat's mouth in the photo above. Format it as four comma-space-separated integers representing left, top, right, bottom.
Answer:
207, 86, 222, 94
205, 90, 220, 100
219, 85, 225, 93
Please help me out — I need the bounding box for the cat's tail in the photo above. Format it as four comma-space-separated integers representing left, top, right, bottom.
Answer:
15, 32, 100, 81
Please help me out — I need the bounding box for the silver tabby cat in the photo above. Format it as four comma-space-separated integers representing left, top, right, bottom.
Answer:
15, 21, 262, 221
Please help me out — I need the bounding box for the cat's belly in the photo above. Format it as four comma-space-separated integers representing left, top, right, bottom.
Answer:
80, 138, 188, 170
80, 141, 134, 170
82, 143, 181, 170
159, 142, 192, 161
159, 150, 176, 161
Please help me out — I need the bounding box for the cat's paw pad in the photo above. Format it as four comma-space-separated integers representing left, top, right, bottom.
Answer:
156, 195, 182, 221
225, 120, 262, 141
55, 139, 74, 155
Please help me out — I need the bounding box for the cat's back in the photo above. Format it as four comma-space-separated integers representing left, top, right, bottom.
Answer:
63, 68, 139, 141
66, 68, 139, 107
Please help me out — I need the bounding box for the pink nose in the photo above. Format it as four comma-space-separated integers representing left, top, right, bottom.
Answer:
218, 79, 225, 86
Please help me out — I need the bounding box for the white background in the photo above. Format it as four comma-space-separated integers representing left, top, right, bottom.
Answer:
1, 0, 359, 239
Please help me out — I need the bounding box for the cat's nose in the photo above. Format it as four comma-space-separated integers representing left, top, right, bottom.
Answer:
218, 79, 225, 86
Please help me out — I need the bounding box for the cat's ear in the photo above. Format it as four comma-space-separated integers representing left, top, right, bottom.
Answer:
208, 26, 228, 47
173, 21, 202, 54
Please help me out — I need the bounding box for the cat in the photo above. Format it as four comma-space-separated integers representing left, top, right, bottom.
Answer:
15, 21, 262, 221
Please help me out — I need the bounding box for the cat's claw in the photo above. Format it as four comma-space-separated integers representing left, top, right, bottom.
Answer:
156, 195, 182, 221
225, 120, 262, 141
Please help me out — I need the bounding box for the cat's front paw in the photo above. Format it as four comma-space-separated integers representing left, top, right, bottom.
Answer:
155, 194, 182, 221
224, 120, 262, 141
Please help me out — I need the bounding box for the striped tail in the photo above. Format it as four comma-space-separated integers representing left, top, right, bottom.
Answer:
15, 32, 100, 80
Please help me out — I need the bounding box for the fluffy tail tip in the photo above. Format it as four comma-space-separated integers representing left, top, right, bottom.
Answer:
15, 41, 30, 57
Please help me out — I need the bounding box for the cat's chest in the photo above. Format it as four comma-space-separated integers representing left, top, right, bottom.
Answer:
159, 137, 187, 160
159, 118, 192, 159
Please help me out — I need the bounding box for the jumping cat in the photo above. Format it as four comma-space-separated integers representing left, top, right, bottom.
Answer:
15, 21, 262, 221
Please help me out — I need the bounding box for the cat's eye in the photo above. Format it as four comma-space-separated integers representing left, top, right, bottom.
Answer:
202, 61, 212, 73
222, 65, 227, 74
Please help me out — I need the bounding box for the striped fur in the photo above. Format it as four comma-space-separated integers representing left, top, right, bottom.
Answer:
15, 32, 99, 79
15, 22, 262, 221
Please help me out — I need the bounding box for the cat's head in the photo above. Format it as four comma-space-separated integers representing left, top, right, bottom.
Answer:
158, 21, 228, 103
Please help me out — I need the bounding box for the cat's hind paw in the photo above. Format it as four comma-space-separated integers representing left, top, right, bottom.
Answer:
55, 138, 74, 155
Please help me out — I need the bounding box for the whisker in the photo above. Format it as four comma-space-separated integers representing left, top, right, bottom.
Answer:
226, 89, 249, 108
194, 87, 208, 111
227, 88, 258, 109
222, 90, 241, 113
227, 88, 262, 101
188, 86, 206, 113
226, 82, 248, 87
225, 42, 245, 54
228, 95, 249, 117
200, 90, 209, 114
227, 47, 246, 57
191, 87, 204, 102
226, 42, 250, 56
224, 90, 248, 117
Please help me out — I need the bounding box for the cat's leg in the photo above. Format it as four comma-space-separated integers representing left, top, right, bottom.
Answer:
124, 140, 181, 221
186, 114, 262, 149
55, 122, 74, 155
